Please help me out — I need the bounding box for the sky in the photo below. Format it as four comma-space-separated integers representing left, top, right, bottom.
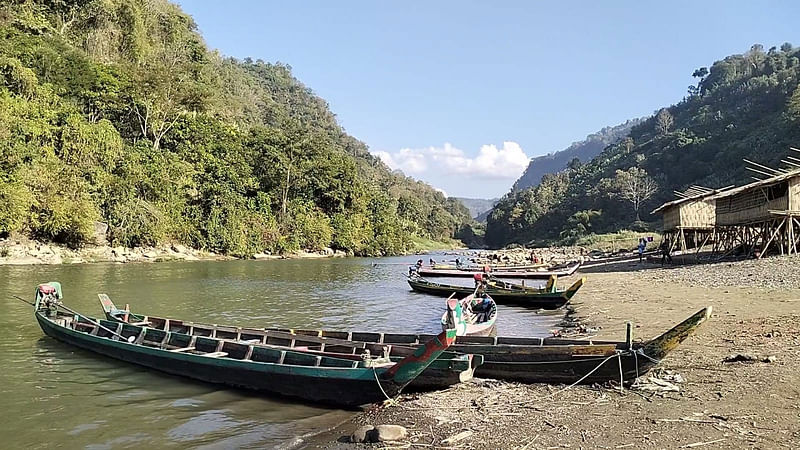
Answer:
176, 1, 799, 198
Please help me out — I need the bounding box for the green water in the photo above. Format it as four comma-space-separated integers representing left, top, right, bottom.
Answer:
0, 255, 564, 448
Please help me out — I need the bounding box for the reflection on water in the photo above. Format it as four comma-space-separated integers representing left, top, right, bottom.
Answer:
0, 254, 565, 448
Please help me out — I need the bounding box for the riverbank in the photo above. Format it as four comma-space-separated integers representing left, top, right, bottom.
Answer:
0, 236, 462, 265
301, 255, 800, 448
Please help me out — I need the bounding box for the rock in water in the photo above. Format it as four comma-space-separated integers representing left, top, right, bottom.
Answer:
350, 425, 375, 443
374, 424, 408, 442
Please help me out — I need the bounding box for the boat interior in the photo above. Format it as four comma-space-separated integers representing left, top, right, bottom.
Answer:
44, 311, 395, 369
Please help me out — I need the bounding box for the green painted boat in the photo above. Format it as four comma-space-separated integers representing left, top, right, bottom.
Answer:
409, 274, 584, 308
33, 282, 455, 407
98, 292, 711, 386
97, 295, 481, 390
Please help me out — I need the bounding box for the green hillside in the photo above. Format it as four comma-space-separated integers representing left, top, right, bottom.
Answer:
486, 43, 800, 248
0, 0, 470, 256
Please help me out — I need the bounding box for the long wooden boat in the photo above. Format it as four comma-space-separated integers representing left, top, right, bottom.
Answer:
416, 260, 582, 279
408, 274, 584, 308
102, 297, 712, 385
431, 262, 548, 271
441, 294, 497, 337
33, 282, 455, 407
97, 295, 479, 390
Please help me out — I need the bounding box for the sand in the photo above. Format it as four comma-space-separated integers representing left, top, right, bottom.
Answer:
302, 256, 800, 449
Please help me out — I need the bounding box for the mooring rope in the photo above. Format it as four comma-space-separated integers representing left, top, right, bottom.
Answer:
372, 366, 402, 407
372, 348, 662, 409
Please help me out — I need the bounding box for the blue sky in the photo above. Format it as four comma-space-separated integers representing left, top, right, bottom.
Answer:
177, 1, 798, 198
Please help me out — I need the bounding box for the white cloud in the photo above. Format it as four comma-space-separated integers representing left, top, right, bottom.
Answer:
373, 142, 529, 179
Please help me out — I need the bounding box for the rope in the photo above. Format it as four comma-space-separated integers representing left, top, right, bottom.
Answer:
372, 366, 402, 407
506, 351, 621, 405
635, 348, 662, 364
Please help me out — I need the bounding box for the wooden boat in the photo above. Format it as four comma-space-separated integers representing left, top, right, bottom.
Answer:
33, 282, 455, 407
101, 297, 711, 386
431, 262, 548, 271
408, 274, 584, 308
97, 295, 480, 390
274, 306, 711, 385
441, 294, 497, 337
416, 260, 582, 279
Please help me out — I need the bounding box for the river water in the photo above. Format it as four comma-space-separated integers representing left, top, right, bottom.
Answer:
0, 254, 565, 449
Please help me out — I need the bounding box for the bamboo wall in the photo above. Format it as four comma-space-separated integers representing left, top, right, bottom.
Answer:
662, 207, 681, 230
716, 181, 790, 226
679, 199, 716, 228
790, 177, 800, 211
661, 199, 715, 231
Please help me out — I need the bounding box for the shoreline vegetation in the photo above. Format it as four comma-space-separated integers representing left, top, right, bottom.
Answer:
0, 236, 466, 265
0, 1, 474, 262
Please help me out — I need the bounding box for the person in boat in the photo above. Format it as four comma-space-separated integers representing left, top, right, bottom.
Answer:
416, 259, 423, 268
429, 258, 435, 266
455, 257, 461, 268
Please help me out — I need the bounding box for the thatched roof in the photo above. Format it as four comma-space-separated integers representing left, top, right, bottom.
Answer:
651, 186, 733, 215
708, 168, 800, 201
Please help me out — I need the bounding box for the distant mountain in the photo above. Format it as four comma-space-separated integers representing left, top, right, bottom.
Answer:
512, 119, 644, 191
454, 197, 499, 220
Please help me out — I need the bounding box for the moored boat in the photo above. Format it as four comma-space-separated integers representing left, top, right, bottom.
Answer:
104, 298, 713, 385
97, 295, 480, 390
33, 282, 455, 407
408, 274, 584, 308
416, 260, 582, 279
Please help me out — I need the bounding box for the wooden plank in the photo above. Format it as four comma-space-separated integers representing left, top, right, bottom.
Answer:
169, 347, 196, 353
201, 351, 228, 358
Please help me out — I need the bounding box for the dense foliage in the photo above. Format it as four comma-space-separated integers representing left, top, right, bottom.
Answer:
488, 43, 800, 247
0, 0, 470, 256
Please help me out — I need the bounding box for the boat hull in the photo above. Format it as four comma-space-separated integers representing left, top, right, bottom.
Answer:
408, 278, 568, 309
100, 300, 710, 386
416, 262, 581, 279
36, 313, 405, 407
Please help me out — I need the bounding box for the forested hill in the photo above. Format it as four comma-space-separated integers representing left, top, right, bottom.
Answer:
0, 0, 471, 256
486, 43, 800, 248
511, 119, 643, 191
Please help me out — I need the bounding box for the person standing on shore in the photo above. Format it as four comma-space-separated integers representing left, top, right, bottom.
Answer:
638, 238, 647, 262
660, 240, 673, 265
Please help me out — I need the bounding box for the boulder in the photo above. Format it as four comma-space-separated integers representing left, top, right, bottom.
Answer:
373, 424, 407, 442
92, 221, 109, 245
350, 425, 375, 443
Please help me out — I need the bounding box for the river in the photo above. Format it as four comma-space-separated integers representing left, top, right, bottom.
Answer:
0, 254, 565, 449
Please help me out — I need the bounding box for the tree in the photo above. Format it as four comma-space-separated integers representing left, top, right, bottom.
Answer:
655, 108, 673, 135
789, 84, 800, 121
621, 137, 634, 154
692, 67, 709, 79
610, 167, 658, 221
781, 42, 793, 53
566, 157, 583, 171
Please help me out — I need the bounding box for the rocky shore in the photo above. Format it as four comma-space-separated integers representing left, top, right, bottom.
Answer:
0, 238, 348, 265
300, 256, 800, 449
